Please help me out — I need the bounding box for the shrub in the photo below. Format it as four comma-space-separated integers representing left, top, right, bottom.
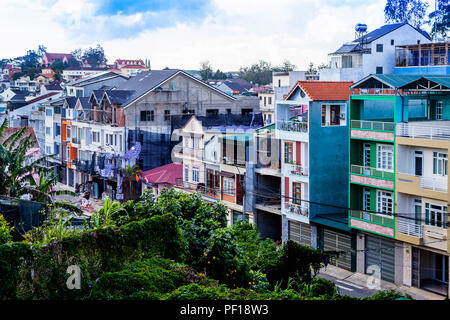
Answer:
363, 290, 413, 300
0, 214, 13, 245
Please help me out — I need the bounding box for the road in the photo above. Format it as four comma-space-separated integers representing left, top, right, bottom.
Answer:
318, 273, 377, 298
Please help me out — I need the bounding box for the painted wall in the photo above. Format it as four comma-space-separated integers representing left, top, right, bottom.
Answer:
309, 100, 349, 220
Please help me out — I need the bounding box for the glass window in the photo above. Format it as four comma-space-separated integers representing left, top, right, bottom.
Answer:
376, 190, 393, 216
433, 152, 448, 176
425, 203, 447, 229
223, 177, 235, 195
284, 142, 293, 163
376, 44, 383, 52
436, 101, 443, 120
192, 167, 199, 182
184, 165, 189, 181
377, 144, 394, 171
293, 182, 301, 205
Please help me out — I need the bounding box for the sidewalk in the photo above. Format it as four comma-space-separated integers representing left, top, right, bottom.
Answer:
319, 264, 446, 300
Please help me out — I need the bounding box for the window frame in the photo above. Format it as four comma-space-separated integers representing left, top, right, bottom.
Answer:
284, 142, 293, 164
376, 144, 394, 172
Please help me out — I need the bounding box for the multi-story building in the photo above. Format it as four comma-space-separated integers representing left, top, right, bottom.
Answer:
276, 80, 356, 270
320, 22, 431, 82
258, 88, 275, 125
43, 97, 64, 177
64, 71, 128, 97
349, 73, 450, 295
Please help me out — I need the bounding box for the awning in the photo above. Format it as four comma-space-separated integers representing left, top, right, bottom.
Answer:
218, 171, 234, 178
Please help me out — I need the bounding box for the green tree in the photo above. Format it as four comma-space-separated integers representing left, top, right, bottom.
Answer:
82, 44, 107, 67
384, 0, 429, 28
199, 60, 213, 80
119, 164, 142, 201
276, 60, 296, 72
428, 0, 450, 39
239, 60, 274, 85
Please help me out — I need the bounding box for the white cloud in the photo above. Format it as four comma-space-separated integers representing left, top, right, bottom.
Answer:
0, 0, 434, 71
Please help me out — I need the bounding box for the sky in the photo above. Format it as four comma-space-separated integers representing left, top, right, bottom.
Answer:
0, 0, 436, 71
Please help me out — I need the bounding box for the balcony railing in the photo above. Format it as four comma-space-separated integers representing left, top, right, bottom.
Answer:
397, 219, 423, 238
420, 176, 448, 192
199, 185, 221, 197
71, 137, 80, 144
350, 164, 394, 180
285, 163, 308, 176
277, 120, 308, 133
351, 120, 395, 132
350, 210, 394, 228
397, 122, 450, 141
286, 202, 309, 218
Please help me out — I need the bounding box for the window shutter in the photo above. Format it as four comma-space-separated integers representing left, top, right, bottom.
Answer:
285, 177, 289, 204
296, 142, 301, 165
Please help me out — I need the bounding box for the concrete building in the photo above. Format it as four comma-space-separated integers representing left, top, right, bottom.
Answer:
320, 22, 432, 82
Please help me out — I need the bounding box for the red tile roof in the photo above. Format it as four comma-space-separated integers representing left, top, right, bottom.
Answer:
284, 81, 354, 101
142, 163, 182, 186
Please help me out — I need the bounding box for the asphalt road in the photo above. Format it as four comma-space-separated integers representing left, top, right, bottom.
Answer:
318, 273, 377, 298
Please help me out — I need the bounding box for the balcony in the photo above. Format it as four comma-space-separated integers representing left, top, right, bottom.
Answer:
285, 163, 308, 176
71, 137, 80, 145
182, 147, 203, 161
349, 210, 395, 228
350, 120, 395, 142
397, 122, 450, 141
397, 219, 423, 238
350, 164, 394, 189
397, 172, 448, 195
277, 120, 308, 133
286, 202, 309, 218
199, 185, 221, 199
255, 197, 281, 215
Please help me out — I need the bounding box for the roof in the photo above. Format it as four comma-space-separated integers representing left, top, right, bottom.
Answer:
43, 53, 72, 62
173, 113, 264, 132
219, 80, 248, 93
351, 74, 450, 90
44, 83, 63, 91
333, 43, 362, 54
1, 127, 39, 149
142, 162, 182, 185
64, 67, 107, 71
25, 92, 59, 105
77, 97, 90, 109
354, 22, 431, 43
115, 69, 235, 108
64, 96, 78, 109
66, 71, 126, 87
104, 90, 136, 105
285, 81, 354, 101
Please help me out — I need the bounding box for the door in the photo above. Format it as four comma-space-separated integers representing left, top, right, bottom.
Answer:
288, 220, 311, 247
363, 187, 371, 221
415, 151, 423, 176
435, 254, 449, 284
365, 236, 395, 283
323, 229, 352, 271
363, 144, 371, 175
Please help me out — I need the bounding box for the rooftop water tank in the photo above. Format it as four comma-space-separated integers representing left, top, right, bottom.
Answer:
355, 23, 367, 33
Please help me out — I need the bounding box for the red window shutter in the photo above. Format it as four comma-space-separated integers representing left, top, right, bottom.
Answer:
296, 142, 301, 165
284, 177, 289, 203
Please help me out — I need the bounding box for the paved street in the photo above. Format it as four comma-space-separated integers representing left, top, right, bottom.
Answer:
318, 273, 377, 298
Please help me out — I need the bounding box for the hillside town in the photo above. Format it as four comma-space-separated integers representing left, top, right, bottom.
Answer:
0, 0, 449, 305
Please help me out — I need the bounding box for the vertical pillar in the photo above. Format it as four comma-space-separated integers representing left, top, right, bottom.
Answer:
394, 242, 404, 285
281, 215, 288, 243
403, 244, 412, 286
311, 225, 317, 249
356, 232, 365, 273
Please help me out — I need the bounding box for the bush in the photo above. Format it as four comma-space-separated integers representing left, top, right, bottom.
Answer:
363, 290, 413, 300
0, 214, 13, 245
264, 240, 330, 290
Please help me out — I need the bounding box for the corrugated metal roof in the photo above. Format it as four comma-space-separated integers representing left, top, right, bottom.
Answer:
352, 74, 450, 90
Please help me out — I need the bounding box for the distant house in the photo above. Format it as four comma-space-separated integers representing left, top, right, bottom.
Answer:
64, 71, 128, 98
119, 65, 150, 77
320, 22, 432, 81
114, 59, 146, 69
213, 78, 253, 95
40, 83, 63, 95
41, 53, 73, 67
62, 67, 108, 82
141, 162, 183, 199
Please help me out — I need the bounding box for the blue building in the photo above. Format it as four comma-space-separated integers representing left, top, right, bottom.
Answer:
394, 42, 450, 75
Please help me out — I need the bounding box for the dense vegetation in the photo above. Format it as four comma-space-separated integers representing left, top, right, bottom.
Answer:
0, 188, 412, 300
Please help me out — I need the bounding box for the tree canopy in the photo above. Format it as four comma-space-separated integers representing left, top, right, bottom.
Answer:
429, 0, 450, 39
384, 0, 429, 28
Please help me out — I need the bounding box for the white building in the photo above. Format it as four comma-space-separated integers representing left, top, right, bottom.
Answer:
320, 22, 432, 81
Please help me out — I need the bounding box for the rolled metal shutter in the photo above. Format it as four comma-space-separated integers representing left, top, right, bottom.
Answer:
288, 220, 311, 247
323, 229, 352, 271
365, 236, 395, 283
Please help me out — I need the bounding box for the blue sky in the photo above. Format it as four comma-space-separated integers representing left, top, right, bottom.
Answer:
0, 0, 436, 70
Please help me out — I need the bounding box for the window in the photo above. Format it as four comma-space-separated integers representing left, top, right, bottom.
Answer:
45, 146, 51, 154
184, 165, 189, 181
414, 198, 422, 224
223, 178, 235, 196
45, 127, 51, 135
192, 167, 199, 183
268, 97, 272, 105
278, 79, 281, 87
184, 137, 189, 148
433, 152, 448, 176
425, 203, 447, 229
46, 109, 52, 116
436, 101, 443, 120
164, 110, 170, 121
193, 138, 199, 149
92, 131, 100, 143
376, 44, 383, 52
321, 105, 341, 126
293, 182, 301, 205
66, 126, 71, 139
206, 109, 219, 116
376, 144, 394, 171
264, 97, 267, 106
140, 110, 154, 122
66, 146, 71, 161
105, 133, 113, 145
376, 66, 383, 74
391, 39, 394, 46
284, 142, 293, 163
363, 188, 371, 211
376, 190, 393, 216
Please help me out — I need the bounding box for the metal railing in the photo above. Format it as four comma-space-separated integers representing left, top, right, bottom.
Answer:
397, 122, 450, 141
351, 120, 395, 132
397, 219, 423, 238
420, 176, 448, 192
350, 164, 394, 180
350, 210, 395, 228
286, 202, 309, 217
71, 137, 80, 144
277, 120, 308, 133
285, 163, 309, 176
